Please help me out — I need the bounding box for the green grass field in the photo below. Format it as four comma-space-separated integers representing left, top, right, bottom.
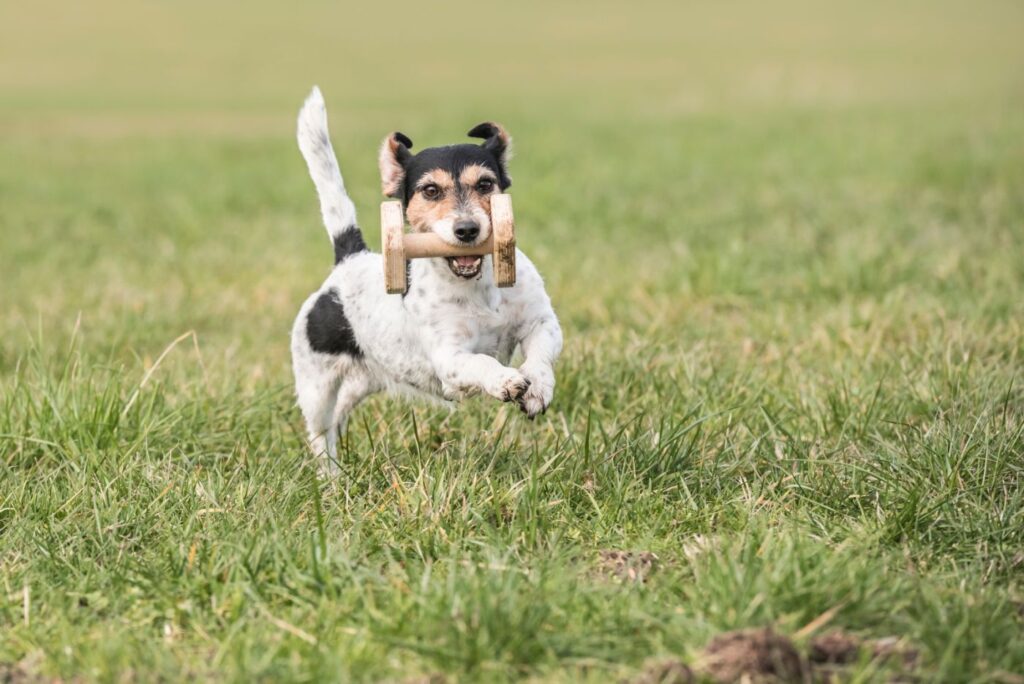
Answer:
2, 1, 1023, 681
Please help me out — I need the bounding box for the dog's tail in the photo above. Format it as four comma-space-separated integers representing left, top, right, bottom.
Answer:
297, 86, 367, 263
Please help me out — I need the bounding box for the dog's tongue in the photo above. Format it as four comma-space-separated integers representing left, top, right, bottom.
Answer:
453, 256, 479, 267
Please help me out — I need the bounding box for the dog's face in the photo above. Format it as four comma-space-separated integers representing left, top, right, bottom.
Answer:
379, 123, 511, 280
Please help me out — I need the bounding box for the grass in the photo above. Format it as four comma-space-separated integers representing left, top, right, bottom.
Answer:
2, 0, 1023, 681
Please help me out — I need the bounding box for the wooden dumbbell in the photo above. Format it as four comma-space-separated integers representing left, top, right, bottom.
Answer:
381, 193, 516, 294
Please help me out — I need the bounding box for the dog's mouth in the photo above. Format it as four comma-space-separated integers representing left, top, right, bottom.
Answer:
447, 256, 483, 279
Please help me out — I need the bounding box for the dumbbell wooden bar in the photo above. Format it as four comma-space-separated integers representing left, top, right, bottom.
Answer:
381, 193, 516, 294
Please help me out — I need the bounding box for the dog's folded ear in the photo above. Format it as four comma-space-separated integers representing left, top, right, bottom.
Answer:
468, 122, 512, 189
379, 132, 414, 198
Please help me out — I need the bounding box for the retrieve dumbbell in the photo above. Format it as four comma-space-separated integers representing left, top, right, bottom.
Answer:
381, 193, 516, 294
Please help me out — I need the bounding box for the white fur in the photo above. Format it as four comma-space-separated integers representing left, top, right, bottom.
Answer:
291, 87, 562, 475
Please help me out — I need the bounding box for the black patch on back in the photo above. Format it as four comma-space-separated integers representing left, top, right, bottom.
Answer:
333, 230, 367, 264
401, 144, 510, 204
306, 290, 362, 356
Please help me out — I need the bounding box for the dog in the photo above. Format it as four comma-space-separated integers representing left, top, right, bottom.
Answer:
291, 87, 562, 474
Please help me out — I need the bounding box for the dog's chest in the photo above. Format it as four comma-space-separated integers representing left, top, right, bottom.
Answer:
470, 314, 512, 356
410, 288, 517, 359
456, 298, 515, 356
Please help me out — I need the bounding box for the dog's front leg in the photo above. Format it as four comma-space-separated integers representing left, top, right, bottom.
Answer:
432, 347, 530, 403
516, 314, 563, 418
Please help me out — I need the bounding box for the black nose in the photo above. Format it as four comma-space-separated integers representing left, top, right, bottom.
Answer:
454, 220, 480, 243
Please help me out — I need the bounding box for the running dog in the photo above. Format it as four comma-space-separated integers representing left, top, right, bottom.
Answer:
291, 87, 562, 474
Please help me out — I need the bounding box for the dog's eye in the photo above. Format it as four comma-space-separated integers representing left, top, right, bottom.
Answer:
421, 184, 441, 200
476, 179, 495, 193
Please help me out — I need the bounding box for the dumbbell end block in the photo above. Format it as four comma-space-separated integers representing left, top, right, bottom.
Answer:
491, 193, 516, 288
381, 201, 407, 294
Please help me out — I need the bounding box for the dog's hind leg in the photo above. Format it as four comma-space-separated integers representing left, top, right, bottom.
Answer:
292, 286, 369, 475
293, 347, 374, 477
295, 360, 343, 475
330, 370, 376, 458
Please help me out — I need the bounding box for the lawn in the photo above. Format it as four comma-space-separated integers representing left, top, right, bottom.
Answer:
1, 1, 1023, 681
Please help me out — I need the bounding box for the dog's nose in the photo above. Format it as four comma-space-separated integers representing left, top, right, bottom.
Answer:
453, 220, 480, 243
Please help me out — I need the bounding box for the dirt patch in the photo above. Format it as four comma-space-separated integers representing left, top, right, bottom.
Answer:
629, 627, 922, 683
809, 630, 862, 665
597, 550, 659, 584
627, 659, 694, 684
700, 628, 808, 683
807, 629, 920, 671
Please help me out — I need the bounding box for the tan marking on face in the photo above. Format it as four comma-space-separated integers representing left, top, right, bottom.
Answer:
458, 163, 499, 214
404, 170, 456, 233
459, 164, 495, 188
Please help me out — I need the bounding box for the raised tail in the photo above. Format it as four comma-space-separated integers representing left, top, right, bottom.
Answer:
297, 86, 367, 263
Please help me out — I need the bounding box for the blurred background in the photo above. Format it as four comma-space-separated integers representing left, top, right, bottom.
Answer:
1, 0, 1022, 374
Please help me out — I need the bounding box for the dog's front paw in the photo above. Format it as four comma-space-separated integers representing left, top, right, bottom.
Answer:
518, 366, 554, 419
487, 368, 531, 403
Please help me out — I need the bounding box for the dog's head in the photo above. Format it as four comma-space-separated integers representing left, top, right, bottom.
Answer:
379, 123, 512, 280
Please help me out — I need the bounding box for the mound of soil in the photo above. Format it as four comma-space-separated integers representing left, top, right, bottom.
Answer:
701, 628, 808, 683
626, 626, 923, 683
809, 630, 862, 664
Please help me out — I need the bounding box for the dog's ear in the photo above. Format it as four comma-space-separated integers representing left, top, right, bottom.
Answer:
379, 132, 414, 198
467, 122, 512, 189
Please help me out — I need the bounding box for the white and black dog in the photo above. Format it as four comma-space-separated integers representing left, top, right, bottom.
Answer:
291, 87, 562, 474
